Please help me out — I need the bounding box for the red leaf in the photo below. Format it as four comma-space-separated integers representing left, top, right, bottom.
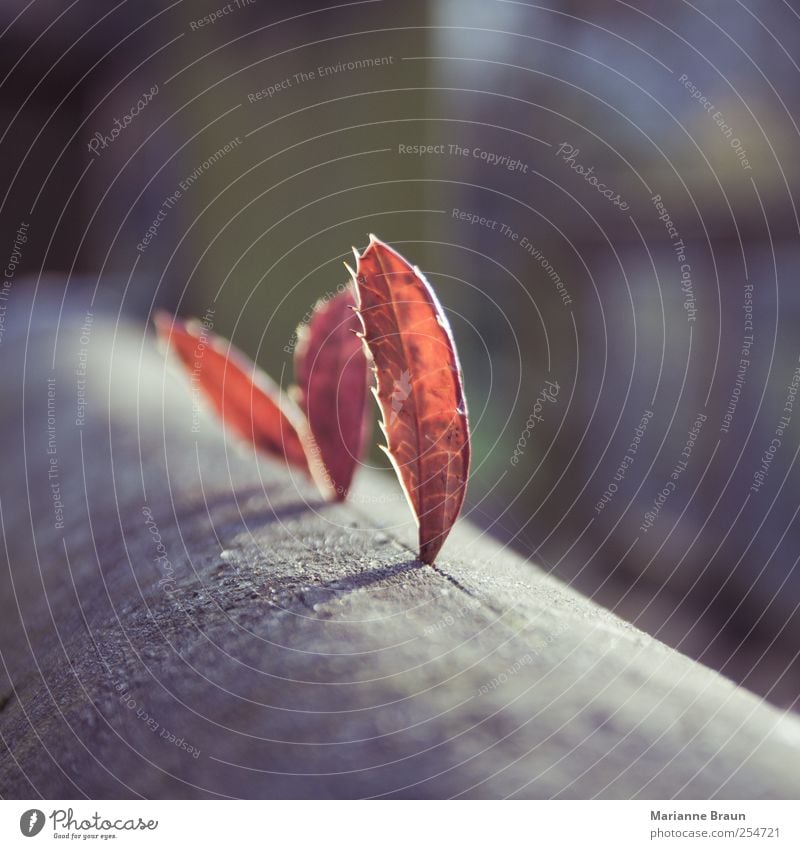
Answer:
293, 286, 370, 501
352, 236, 470, 564
154, 312, 311, 475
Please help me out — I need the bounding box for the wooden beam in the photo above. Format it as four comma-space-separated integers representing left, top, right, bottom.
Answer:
1, 288, 799, 798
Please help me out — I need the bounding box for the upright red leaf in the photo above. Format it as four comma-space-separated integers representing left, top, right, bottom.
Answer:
352, 236, 470, 564
293, 286, 370, 500
154, 312, 310, 475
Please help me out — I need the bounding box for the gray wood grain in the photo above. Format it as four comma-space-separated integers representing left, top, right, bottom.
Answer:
1, 291, 799, 799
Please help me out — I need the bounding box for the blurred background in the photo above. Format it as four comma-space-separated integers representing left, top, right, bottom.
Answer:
1, 0, 798, 709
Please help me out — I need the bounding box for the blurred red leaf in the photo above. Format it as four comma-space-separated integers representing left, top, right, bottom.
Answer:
293, 285, 370, 501
154, 312, 311, 476
353, 236, 470, 564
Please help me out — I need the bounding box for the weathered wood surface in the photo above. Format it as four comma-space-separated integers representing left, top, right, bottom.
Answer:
1, 289, 799, 799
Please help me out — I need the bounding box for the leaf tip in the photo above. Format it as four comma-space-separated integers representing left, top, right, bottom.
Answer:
152, 309, 174, 336
365, 233, 387, 257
